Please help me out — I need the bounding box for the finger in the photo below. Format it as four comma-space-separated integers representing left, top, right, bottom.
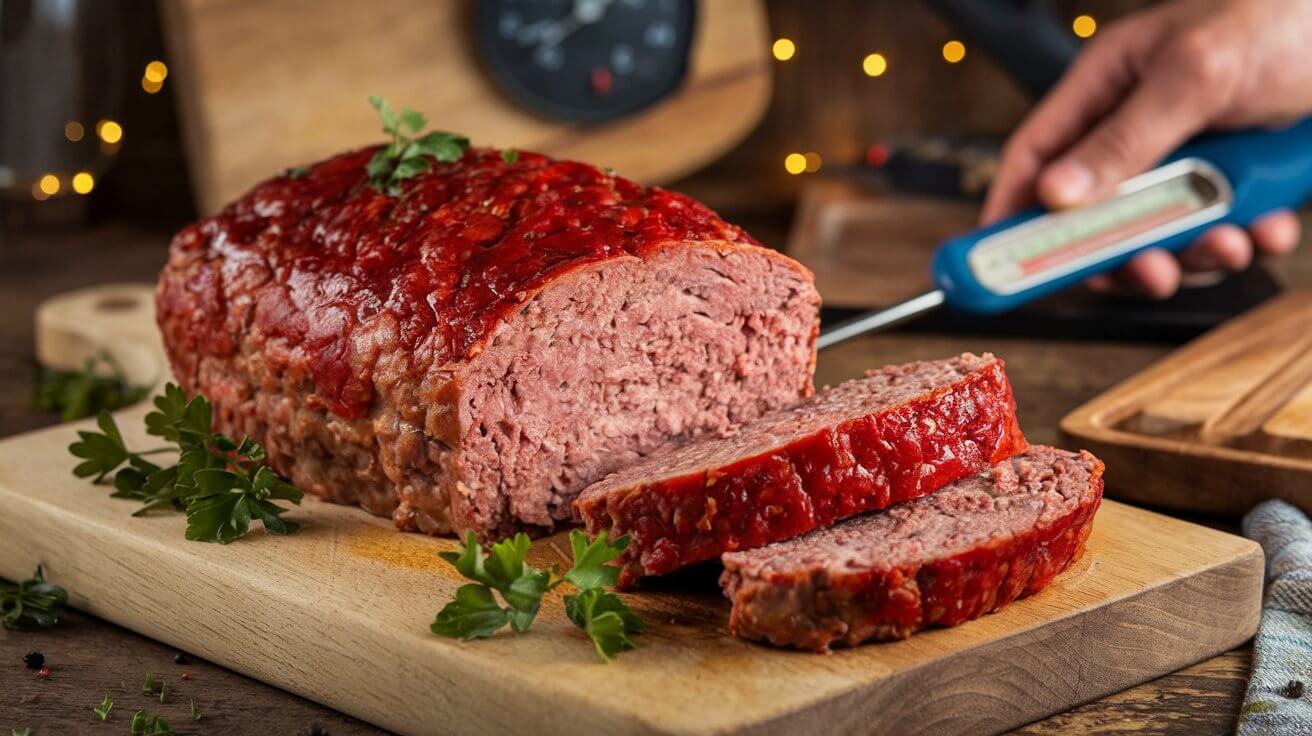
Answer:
1037, 30, 1239, 208
980, 25, 1149, 224
1176, 224, 1252, 271
1249, 209, 1301, 255
1116, 248, 1182, 299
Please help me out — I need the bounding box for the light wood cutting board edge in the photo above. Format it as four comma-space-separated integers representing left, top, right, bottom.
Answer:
0, 285, 1266, 736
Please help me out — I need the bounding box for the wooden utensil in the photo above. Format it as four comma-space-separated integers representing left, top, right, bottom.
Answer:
160, 0, 771, 214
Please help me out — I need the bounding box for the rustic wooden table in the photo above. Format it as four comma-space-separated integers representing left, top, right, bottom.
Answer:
0, 222, 1277, 735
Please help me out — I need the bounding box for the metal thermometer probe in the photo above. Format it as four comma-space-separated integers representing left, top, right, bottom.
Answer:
817, 118, 1312, 350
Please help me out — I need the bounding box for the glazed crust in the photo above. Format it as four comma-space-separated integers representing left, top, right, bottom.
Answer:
576, 356, 1028, 586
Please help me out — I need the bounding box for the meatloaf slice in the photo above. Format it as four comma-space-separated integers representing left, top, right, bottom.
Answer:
156, 147, 820, 539
574, 353, 1027, 586
720, 446, 1104, 651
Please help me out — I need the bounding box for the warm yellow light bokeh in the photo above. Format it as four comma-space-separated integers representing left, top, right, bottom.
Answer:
72, 172, 95, 194
784, 153, 807, 175
1073, 15, 1097, 38
38, 174, 60, 196
862, 53, 888, 77
64, 121, 84, 142
803, 152, 822, 173
142, 76, 163, 94
772, 38, 796, 61
97, 120, 123, 144
144, 60, 168, 83
942, 40, 966, 63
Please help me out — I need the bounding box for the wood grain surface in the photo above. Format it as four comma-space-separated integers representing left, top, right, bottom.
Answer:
1062, 291, 1312, 517
0, 415, 1265, 736
0, 222, 1289, 735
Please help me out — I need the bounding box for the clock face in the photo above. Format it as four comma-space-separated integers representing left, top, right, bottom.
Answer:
476, 0, 697, 123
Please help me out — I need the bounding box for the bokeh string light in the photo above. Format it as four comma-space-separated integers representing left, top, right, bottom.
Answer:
772, 38, 796, 61
942, 40, 966, 63
1072, 14, 1097, 38
862, 53, 888, 77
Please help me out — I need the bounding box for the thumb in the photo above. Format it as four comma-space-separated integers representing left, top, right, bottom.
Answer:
1037, 39, 1226, 208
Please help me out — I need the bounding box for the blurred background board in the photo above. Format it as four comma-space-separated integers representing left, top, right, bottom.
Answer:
159, 0, 772, 213
1062, 291, 1312, 517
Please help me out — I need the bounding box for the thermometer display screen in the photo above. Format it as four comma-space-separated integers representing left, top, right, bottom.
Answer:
968, 161, 1231, 294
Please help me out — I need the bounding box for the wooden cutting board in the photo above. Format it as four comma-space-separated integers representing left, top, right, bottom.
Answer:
0, 286, 1265, 736
1062, 291, 1312, 517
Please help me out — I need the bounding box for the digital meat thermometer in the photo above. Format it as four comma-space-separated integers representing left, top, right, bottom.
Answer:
818, 118, 1312, 349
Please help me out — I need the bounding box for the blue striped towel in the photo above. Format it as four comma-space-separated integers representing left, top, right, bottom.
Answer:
1237, 499, 1312, 736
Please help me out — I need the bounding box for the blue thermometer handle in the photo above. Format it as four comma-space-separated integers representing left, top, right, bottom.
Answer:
932, 117, 1312, 315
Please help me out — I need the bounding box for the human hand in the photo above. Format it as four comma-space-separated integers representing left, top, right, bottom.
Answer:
982, 0, 1309, 297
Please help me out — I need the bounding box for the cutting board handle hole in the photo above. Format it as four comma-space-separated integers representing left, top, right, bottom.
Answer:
95, 295, 141, 312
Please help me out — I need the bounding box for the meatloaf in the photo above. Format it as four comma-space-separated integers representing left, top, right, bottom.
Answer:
155, 147, 820, 539
720, 446, 1104, 651
575, 353, 1027, 586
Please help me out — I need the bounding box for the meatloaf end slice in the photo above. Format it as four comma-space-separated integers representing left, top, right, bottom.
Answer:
574, 353, 1028, 586
720, 446, 1104, 651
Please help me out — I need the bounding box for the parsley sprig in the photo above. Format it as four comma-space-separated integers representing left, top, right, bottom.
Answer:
1, 566, 68, 630
93, 693, 113, 721
33, 352, 150, 422
432, 530, 644, 661
68, 383, 303, 543
129, 710, 175, 735
366, 96, 469, 195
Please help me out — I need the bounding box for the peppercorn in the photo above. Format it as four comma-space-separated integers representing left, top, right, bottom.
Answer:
173, 652, 190, 665
180, 672, 192, 681
1281, 680, 1305, 699
36, 666, 51, 679
22, 651, 44, 670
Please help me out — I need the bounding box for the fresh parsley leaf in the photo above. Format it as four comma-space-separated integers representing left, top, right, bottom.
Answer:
69, 411, 134, 482
158, 682, 167, 703
366, 96, 469, 194
501, 149, 519, 164
189, 700, 201, 722
431, 529, 643, 660
0, 566, 68, 630
563, 530, 628, 591
129, 710, 175, 736
32, 352, 149, 422
11, 728, 32, 736
435, 532, 550, 633
71, 383, 305, 543
143, 672, 156, 695
431, 584, 509, 639
564, 587, 645, 662
93, 692, 113, 721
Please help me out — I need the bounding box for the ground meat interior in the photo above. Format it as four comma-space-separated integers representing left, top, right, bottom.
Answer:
583, 353, 995, 494
455, 244, 818, 531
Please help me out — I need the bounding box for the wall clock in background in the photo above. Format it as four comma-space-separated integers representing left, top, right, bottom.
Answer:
163, 0, 769, 214
477, 0, 697, 123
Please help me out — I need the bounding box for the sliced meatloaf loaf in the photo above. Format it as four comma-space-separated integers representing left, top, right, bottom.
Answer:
720, 446, 1104, 651
575, 353, 1027, 586
156, 147, 820, 539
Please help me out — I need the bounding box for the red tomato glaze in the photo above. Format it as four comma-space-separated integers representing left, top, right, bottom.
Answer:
166, 148, 758, 418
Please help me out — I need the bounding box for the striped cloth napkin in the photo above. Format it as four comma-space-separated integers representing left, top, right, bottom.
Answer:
1237, 499, 1312, 736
